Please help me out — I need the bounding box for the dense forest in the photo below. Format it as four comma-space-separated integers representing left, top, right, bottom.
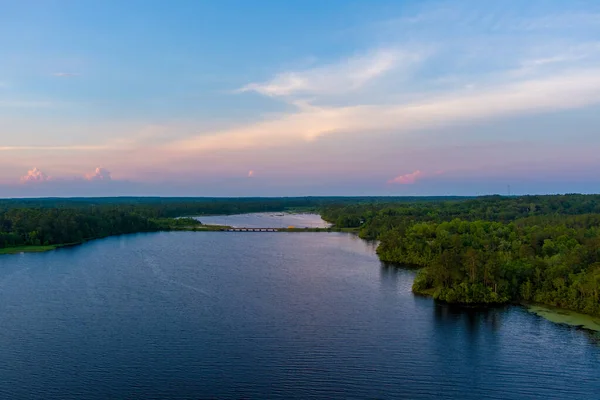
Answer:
321, 194, 600, 316
0, 207, 159, 249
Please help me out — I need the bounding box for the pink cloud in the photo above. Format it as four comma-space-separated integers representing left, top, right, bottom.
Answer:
388, 170, 423, 185
20, 167, 50, 183
85, 167, 112, 181
248, 170, 254, 178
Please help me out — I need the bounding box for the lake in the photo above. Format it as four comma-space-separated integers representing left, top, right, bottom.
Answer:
197, 212, 331, 228
0, 213, 598, 399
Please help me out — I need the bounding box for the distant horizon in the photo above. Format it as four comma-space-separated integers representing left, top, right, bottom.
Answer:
1, 192, 599, 201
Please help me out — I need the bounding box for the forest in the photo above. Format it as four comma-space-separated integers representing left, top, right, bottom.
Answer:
0, 207, 158, 250
320, 194, 600, 316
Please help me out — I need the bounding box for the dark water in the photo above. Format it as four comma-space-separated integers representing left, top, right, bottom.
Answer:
0, 215, 598, 399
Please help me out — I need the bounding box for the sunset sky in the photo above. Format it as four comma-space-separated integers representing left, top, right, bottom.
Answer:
2, 0, 600, 197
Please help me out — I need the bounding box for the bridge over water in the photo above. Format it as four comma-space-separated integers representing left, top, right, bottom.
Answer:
222, 228, 279, 232
214, 227, 330, 232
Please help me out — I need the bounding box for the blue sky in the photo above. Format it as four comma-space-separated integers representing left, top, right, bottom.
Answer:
1, 0, 600, 196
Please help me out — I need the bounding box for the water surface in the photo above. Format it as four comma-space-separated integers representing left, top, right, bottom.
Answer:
196, 212, 331, 228
0, 214, 598, 399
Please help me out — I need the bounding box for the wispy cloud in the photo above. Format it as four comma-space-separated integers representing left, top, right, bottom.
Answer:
171, 68, 600, 153
20, 168, 50, 183
4, 1, 600, 188
0, 100, 56, 108
53, 72, 80, 78
177, 5, 600, 157
0, 145, 107, 151
512, 13, 600, 31
238, 48, 419, 97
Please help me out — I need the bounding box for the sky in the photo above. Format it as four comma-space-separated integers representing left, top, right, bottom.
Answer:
1, 0, 600, 197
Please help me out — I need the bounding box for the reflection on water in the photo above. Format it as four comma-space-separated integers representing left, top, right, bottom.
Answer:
380, 263, 399, 283
379, 263, 400, 295
0, 231, 598, 399
434, 303, 503, 334
379, 263, 418, 291
196, 212, 331, 228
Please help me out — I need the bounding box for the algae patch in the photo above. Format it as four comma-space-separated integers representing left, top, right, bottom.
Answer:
528, 305, 600, 332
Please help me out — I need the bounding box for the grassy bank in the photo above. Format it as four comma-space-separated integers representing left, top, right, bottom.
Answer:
0, 245, 59, 255
527, 304, 600, 332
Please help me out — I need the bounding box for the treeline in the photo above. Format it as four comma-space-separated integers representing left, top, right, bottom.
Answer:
0, 197, 322, 218
321, 194, 600, 239
0, 197, 327, 249
321, 194, 600, 316
0, 196, 465, 216
0, 208, 159, 248
0, 196, 421, 249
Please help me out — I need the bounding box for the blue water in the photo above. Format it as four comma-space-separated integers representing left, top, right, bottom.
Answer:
0, 214, 598, 399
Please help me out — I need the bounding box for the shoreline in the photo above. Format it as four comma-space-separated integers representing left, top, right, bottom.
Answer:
0, 245, 59, 255
3, 218, 598, 334
526, 304, 600, 333
0, 223, 357, 256
412, 285, 600, 333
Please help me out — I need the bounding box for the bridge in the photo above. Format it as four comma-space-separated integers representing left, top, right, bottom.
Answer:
211, 226, 331, 232
221, 228, 280, 232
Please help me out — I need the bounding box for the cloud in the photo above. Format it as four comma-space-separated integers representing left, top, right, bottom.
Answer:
238, 48, 418, 97
513, 13, 600, 31
85, 167, 112, 181
248, 170, 254, 177
20, 168, 50, 183
14, 167, 113, 185
0, 145, 107, 151
388, 170, 423, 184
4, 1, 600, 186
171, 68, 600, 153
170, 12, 600, 156
0, 100, 56, 108
53, 72, 80, 78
